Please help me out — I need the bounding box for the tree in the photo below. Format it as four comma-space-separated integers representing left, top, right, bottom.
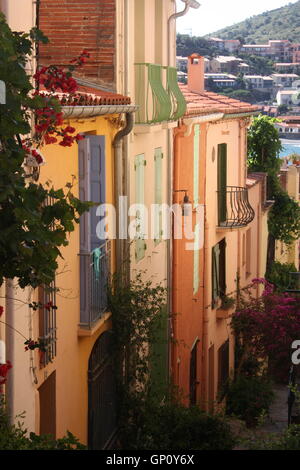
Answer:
247, 115, 282, 177
0, 13, 90, 289
247, 115, 300, 269
0, 14, 92, 386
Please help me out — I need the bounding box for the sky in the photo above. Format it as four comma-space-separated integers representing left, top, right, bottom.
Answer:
175, 0, 299, 36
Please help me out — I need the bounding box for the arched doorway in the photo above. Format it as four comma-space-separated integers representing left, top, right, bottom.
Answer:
88, 330, 117, 449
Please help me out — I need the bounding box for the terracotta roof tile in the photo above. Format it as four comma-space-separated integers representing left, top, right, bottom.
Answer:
179, 83, 260, 117
40, 84, 131, 106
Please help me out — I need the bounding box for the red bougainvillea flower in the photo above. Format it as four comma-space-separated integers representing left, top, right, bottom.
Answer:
0, 360, 12, 385
0, 306, 3, 317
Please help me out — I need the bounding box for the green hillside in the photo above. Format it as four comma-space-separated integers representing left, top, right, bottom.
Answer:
207, 1, 300, 44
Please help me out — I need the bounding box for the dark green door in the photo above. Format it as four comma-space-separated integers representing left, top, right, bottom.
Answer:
218, 144, 227, 225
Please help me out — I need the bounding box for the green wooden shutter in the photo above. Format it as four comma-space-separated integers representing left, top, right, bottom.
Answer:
193, 223, 200, 295
135, 154, 146, 261
154, 147, 163, 244
212, 243, 220, 307
193, 124, 200, 208
218, 143, 227, 225
219, 238, 226, 296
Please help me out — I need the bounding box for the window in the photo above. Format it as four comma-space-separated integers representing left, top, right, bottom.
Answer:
39, 195, 57, 367
208, 345, 215, 412
246, 228, 251, 277
79, 136, 108, 326
38, 281, 57, 367
212, 238, 226, 308
39, 371, 56, 437
194, 124, 200, 207
193, 223, 200, 295
217, 143, 227, 225
135, 154, 146, 261
154, 148, 163, 245
190, 340, 199, 405
218, 339, 229, 397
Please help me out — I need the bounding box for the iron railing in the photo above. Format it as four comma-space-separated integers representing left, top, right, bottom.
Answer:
135, 63, 186, 124
217, 186, 255, 228
285, 272, 300, 293
39, 281, 57, 367
79, 241, 111, 328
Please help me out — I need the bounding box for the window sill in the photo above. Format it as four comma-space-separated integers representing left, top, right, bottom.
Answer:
216, 307, 233, 320
78, 311, 112, 337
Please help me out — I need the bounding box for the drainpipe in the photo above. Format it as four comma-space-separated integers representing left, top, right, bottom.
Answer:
113, 112, 134, 278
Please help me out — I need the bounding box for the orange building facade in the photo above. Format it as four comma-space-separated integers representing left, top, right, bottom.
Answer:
171, 54, 269, 408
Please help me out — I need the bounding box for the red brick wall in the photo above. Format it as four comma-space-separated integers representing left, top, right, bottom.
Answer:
38, 0, 116, 89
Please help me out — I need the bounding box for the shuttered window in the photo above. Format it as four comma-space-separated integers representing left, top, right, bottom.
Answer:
135, 154, 146, 261
212, 238, 226, 308
218, 339, 229, 397
154, 148, 163, 245
217, 143, 227, 225
246, 228, 251, 277
190, 340, 198, 406
38, 282, 57, 367
193, 223, 200, 295
79, 135, 106, 252
39, 371, 56, 437
193, 124, 200, 208
78, 136, 107, 325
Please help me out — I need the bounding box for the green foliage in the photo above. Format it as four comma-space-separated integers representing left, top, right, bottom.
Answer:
109, 274, 235, 450
0, 399, 85, 450
268, 191, 300, 244
176, 33, 222, 58
277, 104, 290, 115
247, 115, 282, 175
223, 89, 253, 102
246, 425, 300, 450
207, 1, 300, 43
108, 272, 169, 438
226, 375, 274, 427
120, 400, 235, 450
266, 261, 298, 291
240, 54, 275, 76
246, 115, 300, 245
0, 13, 91, 287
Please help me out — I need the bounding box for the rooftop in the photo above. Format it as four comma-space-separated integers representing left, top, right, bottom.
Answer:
214, 55, 241, 62
56, 84, 131, 106
272, 73, 299, 78
179, 83, 260, 117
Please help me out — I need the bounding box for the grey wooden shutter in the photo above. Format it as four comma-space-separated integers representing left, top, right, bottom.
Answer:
89, 135, 105, 250
78, 136, 105, 325
79, 137, 91, 253
79, 138, 90, 323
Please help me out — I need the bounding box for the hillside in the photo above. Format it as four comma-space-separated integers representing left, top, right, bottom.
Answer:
207, 1, 300, 44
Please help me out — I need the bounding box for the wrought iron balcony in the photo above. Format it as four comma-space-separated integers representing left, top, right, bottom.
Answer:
285, 272, 300, 293
135, 63, 186, 124
79, 241, 111, 328
217, 186, 255, 228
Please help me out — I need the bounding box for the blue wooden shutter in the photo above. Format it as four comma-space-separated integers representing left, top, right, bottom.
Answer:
135, 154, 146, 261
